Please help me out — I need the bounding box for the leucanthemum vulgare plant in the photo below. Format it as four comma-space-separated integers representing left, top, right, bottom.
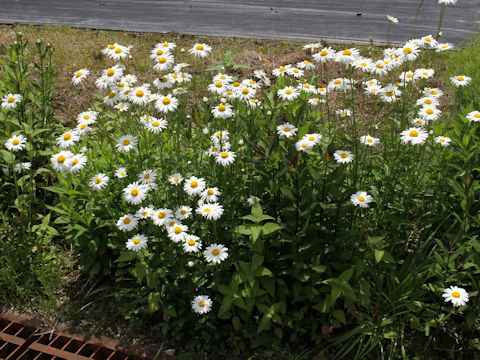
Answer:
47, 30, 479, 357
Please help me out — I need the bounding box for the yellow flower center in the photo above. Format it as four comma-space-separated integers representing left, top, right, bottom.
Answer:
221, 152, 228, 158
72, 158, 79, 165
171, 74, 178, 79
169, 221, 175, 227
376, 64, 383, 68
215, 82, 222, 87
308, 136, 315, 141
304, 84, 310, 88
199, 301, 206, 307
133, 238, 141, 245
457, 76, 464, 81
120, 172, 125, 176
152, 121, 160, 127
416, 120, 423, 124
7, 96, 16, 103
136, 90, 144, 97
367, 138, 373, 143
108, 44, 115, 50
114, 48, 122, 54
76, 72, 83, 78
425, 38, 431, 42
196, 45, 204, 50
161, 77, 168, 83
188, 239, 195, 246
425, 99, 432, 104
123, 218, 131, 224
156, 49, 164, 55
440, 138, 445, 142
174, 226, 182, 234
107, 69, 115, 77
95, 177, 102, 184
12, 139, 20, 145
301, 144, 307, 148
131, 189, 139, 196
451, 291, 460, 298
207, 189, 214, 195
108, 92, 116, 99
342, 49, 352, 56
218, 104, 226, 111
191, 181, 198, 188
285, 89, 293, 95
406, 73, 413, 78
142, 211, 148, 216
409, 130, 419, 137
423, 72, 428, 76
157, 212, 166, 220
431, 91, 438, 95
320, 50, 328, 56
474, 114, 480, 118
162, 98, 171, 105
403, 47, 412, 54
242, 88, 249, 94
220, 75, 226, 80
284, 127, 291, 132
123, 139, 131, 146
212, 249, 220, 255
158, 57, 167, 64
80, 124, 87, 130
204, 208, 211, 213
334, 80, 341, 85
211, 147, 218, 152
358, 196, 365, 202
84, 115, 90, 119
162, 43, 169, 47
341, 153, 348, 158
386, 92, 394, 97
57, 155, 66, 163
144, 174, 150, 179
293, 69, 299, 73
361, 62, 367, 67
279, 66, 286, 71
181, 209, 187, 215
173, 177, 179, 182
63, 133, 72, 140
426, 109, 434, 115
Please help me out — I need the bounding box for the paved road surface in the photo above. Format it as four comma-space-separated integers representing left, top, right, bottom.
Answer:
0, 0, 478, 45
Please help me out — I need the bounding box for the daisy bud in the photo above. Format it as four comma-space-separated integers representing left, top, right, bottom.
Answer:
198, 199, 204, 206
238, 139, 244, 145
429, 130, 434, 135
203, 128, 209, 134
203, 97, 209, 102
186, 115, 191, 119
220, 97, 226, 103
187, 261, 194, 267
267, 111, 272, 115
181, 48, 185, 52
187, 160, 192, 165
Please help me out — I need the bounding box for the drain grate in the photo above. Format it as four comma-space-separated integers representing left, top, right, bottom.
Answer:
0, 317, 149, 360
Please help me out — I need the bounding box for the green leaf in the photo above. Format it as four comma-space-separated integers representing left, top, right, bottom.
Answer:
218, 296, 233, 316
1, 150, 15, 164
374, 249, 385, 263
147, 292, 161, 313
115, 251, 137, 263
251, 254, 264, 272
262, 222, 281, 235
333, 309, 347, 325
133, 262, 146, 283
232, 63, 251, 70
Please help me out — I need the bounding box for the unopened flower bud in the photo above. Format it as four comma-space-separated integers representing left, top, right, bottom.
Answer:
187, 261, 194, 267
220, 97, 226, 103
202, 128, 209, 134
238, 139, 244, 145
267, 111, 272, 116
203, 97, 208, 102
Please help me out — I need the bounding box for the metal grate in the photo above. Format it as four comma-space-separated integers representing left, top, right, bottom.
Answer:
0, 318, 149, 360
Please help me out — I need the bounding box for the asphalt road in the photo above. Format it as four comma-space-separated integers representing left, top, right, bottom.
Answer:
0, 0, 478, 45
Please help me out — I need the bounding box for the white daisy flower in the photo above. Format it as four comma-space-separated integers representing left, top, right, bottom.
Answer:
247, 196, 261, 205
1, 93, 23, 110
153, 54, 175, 72
215, 151, 236, 166
5, 134, 27, 151
103, 91, 120, 107
72, 69, 90, 85
418, 106, 441, 121
50, 151, 74, 172
192, 295, 212, 314
288, 67, 304, 78
313, 47, 336, 63
400, 127, 429, 145
129, 84, 151, 105
380, 85, 401, 103
175, 206, 193, 220
450, 75, 472, 87
442, 286, 469, 307
212, 103, 233, 119
411, 118, 428, 127
152, 208, 174, 227
57, 130, 80, 149
89, 173, 109, 191
184, 176, 206, 196
303, 42, 321, 52
334, 150, 354, 163
336, 109, 351, 117
350, 191, 373, 208
335, 48, 360, 64
139, 169, 156, 184
167, 223, 189, 243
153, 75, 175, 90
423, 88, 444, 97
416, 96, 439, 108
168, 173, 184, 185
359, 135, 380, 146
436, 43, 454, 52
145, 117, 168, 134
298, 83, 317, 94
302, 133, 322, 146
208, 81, 228, 95
387, 15, 398, 23
116, 135, 138, 152
308, 98, 325, 105
126, 234, 148, 252
116, 214, 138, 232
434, 136, 451, 146
421, 35, 438, 49
277, 86, 300, 101
203, 244, 228, 264
277, 123, 298, 138
123, 182, 149, 205
14, 162, 31, 173
183, 235, 202, 253
201, 187, 221, 203
397, 43, 420, 61
196, 203, 224, 221
297, 60, 315, 70
155, 94, 178, 113
189, 43, 212, 58
136, 206, 154, 219
415, 68, 435, 79
211, 130, 230, 143
115, 167, 128, 178
77, 111, 98, 124
466, 110, 480, 122
272, 65, 292, 77
295, 139, 313, 152
68, 153, 87, 173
